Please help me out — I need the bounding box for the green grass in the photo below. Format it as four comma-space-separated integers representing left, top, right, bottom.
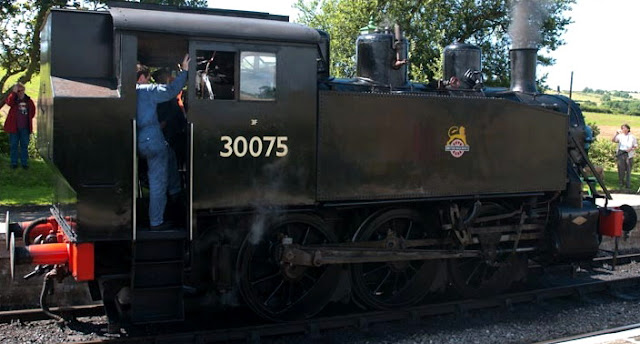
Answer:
583, 111, 640, 127
0, 154, 54, 205
594, 170, 640, 194
0, 72, 50, 205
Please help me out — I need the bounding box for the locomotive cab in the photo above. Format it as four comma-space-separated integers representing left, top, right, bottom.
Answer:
38, 4, 323, 234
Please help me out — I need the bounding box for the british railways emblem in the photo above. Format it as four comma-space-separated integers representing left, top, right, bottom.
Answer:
445, 126, 470, 158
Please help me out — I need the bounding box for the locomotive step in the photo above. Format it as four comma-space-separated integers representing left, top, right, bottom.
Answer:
130, 286, 184, 323
131, 232, 185, 323
134, 239, 185, 262
133, 261, 184, 288
136, 228, 186, 241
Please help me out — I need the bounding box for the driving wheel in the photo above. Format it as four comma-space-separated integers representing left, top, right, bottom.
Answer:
236, 213, 341, 321
350, 208, 446, 309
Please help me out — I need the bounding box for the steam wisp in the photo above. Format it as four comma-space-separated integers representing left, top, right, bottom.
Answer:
509, 0, 550, 49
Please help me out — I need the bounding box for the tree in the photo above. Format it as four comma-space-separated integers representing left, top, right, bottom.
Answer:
295, 0, 574, 87
0, 1, 64, 98
0, 0, 207, 101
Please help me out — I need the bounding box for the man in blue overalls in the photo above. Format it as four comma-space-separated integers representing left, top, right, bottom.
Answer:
136, 54, 189, 230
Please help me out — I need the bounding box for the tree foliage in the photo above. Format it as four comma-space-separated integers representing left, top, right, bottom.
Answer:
0, 1, 67, 97
295, 0, 574, 86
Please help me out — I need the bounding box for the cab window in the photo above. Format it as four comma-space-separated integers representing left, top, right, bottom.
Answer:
195, 49, 235, 100
239, 52, 276, 101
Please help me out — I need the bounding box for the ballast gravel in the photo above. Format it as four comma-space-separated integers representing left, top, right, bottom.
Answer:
3, 262, 640, 344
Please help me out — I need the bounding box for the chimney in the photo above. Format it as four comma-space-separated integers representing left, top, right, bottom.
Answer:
509, 48, 538, 93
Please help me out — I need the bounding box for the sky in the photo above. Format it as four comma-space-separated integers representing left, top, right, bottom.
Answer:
540, 0, 640, 93
208, 0, 640, 93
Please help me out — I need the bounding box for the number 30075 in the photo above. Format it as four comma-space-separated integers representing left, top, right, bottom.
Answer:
220, 136, 288, 158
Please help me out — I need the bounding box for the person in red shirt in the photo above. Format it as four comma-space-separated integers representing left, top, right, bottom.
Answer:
2, 83, 36, 169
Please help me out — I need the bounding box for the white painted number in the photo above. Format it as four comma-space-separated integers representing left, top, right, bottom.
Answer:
249, 136, 263, 157
220, 136, 233, 157
276, 136, 288, 157
220, 136, 289, 158
234, 136, 248, 157
263, 136, 276, 156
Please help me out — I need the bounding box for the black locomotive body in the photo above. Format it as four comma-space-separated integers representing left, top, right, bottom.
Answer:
4, 2, 627, 328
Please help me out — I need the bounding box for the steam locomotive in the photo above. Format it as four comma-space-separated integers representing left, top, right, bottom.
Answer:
2, 1, 632, 329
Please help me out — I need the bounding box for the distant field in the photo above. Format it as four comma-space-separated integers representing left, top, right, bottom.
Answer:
583, 112, 640, 139
558, 91, 637, 105
583, 112, 640, 127
567, 92, 602, 104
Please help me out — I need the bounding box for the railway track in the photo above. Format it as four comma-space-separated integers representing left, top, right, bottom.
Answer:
0, 304, 103, 323
30, 275, 640, 344
3, 253, 640, 343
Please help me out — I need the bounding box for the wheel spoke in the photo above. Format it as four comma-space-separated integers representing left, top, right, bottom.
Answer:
251, 272, 281, 286
465, 261, 483, 285
302, 271, 318, 284
287, 281, 294, 306
302, 226, 310, 245
393, 273, 400, 294
263, 279, 284, 306
363, 264, 388, 277
373, 269, 392, 295
405, 220, 413, 239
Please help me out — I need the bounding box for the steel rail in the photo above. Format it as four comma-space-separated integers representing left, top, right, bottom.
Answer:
0, 304, 103, 324
533, 323, 640, 344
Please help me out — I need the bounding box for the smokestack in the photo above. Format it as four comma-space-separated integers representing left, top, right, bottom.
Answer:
510, 48, 538, 93
508, 0, 548, 93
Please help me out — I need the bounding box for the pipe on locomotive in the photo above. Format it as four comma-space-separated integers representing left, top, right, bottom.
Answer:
510, 48, 538, 93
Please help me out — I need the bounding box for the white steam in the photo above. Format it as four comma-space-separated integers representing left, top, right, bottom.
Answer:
247, 159, 290, 245
509, 0, 550, 49
248, 210, 268, 245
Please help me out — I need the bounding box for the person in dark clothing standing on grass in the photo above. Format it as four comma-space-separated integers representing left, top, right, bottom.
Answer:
136, 54, 189, 230
2, 83, 36, 169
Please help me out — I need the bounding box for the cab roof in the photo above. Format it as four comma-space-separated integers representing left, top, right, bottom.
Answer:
107, 2, 321, 45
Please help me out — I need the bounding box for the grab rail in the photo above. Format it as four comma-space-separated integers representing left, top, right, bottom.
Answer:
132, 119, 138, 241
189, 122, 194, 241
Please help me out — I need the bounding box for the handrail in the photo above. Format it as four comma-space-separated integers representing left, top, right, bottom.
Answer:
132, 119, 138, 241
189, 122, 194, 241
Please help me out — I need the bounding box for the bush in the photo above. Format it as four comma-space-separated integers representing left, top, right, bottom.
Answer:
588, 138, 617, 170
28, 132, 39, 159
612, 91, 631, 99
587, 121, 600, 139
0, 129, 8, 155
579, 103, 612, 113
590, 138, 640, 173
